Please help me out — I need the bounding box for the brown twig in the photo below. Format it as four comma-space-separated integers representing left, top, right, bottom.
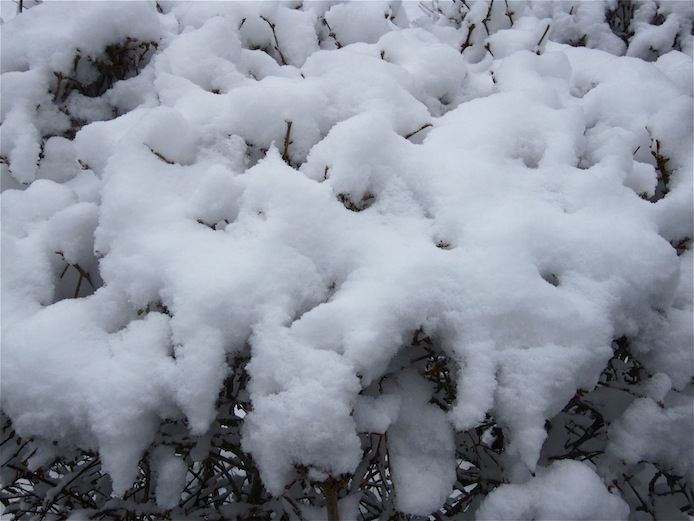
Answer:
482, 0, 494, 35
649, 139, 671, 202
504, 0, 514, 26
54, 251, 95, 298
282, 120, 293, 164
323, 478, 340, 521
259, 15, 288, 65
536, 24, 551, 53
460, 23, 476, 53
322, 17, 343, 49
404, 123, 432, 140
146, 145, 174, 165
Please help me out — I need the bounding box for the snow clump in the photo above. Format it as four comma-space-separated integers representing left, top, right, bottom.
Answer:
1, 1, 692, 519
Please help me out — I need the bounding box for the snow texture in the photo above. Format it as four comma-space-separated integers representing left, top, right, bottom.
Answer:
476, 460, 630, 520
1, 0, 692, 517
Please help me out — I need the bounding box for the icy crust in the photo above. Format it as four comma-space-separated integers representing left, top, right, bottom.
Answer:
1, 0, 693, 516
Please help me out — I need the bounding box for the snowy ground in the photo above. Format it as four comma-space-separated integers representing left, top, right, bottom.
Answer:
1, 1, 692, 520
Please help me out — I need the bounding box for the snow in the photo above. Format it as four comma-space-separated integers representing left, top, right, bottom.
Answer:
609, 396, 694, 483
386, 371, 456, 515
476, 460, 630, 520
353, 393, 401, 434
301, 492, 362, 521
0, 1, 161, 74
152, 446, 188, 509
324, 2, 395, 46
1, 0, 692, 517
2, 289, 176, 495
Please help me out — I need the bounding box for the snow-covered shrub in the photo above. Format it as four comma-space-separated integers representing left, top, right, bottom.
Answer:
1, 1, 692, 520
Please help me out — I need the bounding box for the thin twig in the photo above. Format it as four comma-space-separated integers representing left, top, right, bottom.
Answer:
404, 123, 432, 140
482, 0, 494, 35
322, 17, 343, 49
504, 0, 514, 26
259, 15, 288, 65
536, 24, 551, 52
460, 23, 476, 53
146, 145, 174, 165
282, 120, 293, 164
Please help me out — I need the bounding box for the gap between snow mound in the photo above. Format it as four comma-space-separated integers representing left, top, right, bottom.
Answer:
1, 1, 692, 518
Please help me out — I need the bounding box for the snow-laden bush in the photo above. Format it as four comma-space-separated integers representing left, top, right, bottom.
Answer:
1, 1, 692, 520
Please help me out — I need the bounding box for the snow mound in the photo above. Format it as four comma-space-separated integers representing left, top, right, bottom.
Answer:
1, 0, 692, 517
476, 460, 630, 520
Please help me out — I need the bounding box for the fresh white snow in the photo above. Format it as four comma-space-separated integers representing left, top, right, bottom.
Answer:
1, 0, 692, 518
